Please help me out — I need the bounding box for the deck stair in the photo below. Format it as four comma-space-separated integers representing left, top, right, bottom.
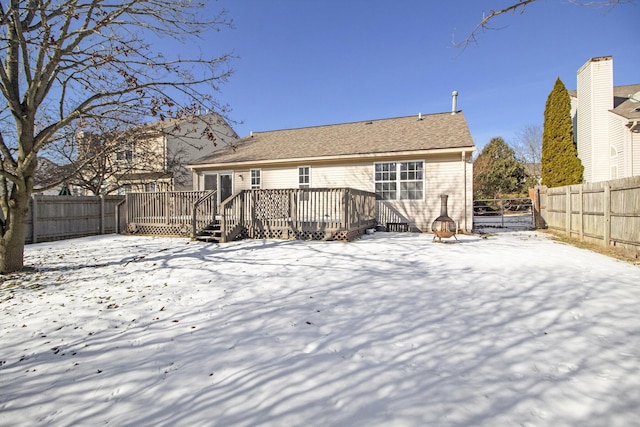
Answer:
194, 220, 222, 242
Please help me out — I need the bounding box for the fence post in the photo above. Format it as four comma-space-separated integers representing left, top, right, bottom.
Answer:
565, 186, 571, 235
100, 195, 105, 235
579, 187, 584, 241
604, 183, 611, 247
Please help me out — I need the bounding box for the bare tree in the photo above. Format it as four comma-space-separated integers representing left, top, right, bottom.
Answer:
456, 0, 632, 49
0, 0, 233, 273
511, 124, 542, 183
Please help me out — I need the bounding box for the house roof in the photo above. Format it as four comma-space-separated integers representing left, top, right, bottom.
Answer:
612, 84, 640, 121
190, 112, 475, 168
569, 84, 640, 121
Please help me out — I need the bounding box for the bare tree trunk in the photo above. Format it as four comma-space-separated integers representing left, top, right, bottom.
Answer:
0, 193, 30, 273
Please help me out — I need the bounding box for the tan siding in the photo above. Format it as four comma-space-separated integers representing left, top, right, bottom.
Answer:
262, 167, 298, 188
198, 153, 473, 233
234, 170, 251, 191
311, 163, 373, 191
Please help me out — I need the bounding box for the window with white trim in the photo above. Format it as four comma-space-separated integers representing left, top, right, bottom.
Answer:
250, 169, 261, 189
298, 166, 310, 189
116, 144, 133, 162
374, 161, 423, 200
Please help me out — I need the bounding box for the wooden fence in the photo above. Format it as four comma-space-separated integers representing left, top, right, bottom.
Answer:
534, 176, 640, 258
26, 195, 124, 244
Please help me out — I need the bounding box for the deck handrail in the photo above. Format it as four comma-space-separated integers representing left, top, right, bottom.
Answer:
219, 191, 245, 242
127, 191, 209, 231
191, 190, 217, 238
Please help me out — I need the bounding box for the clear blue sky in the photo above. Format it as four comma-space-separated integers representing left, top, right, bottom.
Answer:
200, 0, 638, 151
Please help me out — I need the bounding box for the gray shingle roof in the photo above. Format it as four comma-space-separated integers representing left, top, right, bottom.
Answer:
191, 112, 475, 166
569, 84, 640, 121
612, 84, 640, 121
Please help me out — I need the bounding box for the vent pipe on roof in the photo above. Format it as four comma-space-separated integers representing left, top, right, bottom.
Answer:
418, 112, 422, 121
451, 91, 458, 115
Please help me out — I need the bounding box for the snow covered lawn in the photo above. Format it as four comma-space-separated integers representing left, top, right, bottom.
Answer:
1, 232, 639, 426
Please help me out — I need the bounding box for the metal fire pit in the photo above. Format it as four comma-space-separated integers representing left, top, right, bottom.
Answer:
432, 194, 458, 242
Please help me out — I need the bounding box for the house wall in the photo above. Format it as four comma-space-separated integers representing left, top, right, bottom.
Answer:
633, 131, 640, 177
165, 114, 239, 191
195, 152, 474, 233
609, 114, 626, 179
576, 57, 614, 183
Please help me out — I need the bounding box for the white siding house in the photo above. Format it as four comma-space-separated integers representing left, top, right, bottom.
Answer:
570, 56, 640, 183
189, 111, 475, 233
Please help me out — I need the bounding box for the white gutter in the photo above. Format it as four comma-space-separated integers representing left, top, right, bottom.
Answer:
187, 146, 477, 171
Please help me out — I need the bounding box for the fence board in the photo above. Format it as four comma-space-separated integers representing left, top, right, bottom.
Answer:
536, 176, 640, 258
25, 195, 124, 244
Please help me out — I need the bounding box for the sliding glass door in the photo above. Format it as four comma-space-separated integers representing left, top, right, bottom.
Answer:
202, 172, 233, 204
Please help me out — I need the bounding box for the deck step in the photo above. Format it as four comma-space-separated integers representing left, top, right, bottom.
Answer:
194, 222, 222, 242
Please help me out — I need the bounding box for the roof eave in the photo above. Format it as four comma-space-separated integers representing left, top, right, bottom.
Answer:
188, 146, 476, 170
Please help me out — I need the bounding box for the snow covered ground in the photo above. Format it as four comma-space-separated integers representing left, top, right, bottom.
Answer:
1, 231, 639, 427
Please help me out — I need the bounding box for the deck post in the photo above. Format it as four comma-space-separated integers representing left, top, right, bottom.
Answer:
290, 191, 297, 229
343, 189, 349, 230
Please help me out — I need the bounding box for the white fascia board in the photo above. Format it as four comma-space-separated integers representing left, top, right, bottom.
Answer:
187, 146, 476, 171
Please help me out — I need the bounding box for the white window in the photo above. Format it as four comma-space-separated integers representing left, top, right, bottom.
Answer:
116, 144, 133, 162
298, 166, 310, 189
610, 146, 619, 179
374, 161, 423, 200
250, 169, 261, 189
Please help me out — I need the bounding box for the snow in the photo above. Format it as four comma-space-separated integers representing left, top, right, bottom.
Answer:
1, 231, 639, 427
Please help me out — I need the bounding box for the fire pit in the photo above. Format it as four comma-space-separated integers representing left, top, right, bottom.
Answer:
432, 194, 457, 242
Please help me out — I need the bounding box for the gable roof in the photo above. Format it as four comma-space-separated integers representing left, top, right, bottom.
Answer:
190, 112, 475, 168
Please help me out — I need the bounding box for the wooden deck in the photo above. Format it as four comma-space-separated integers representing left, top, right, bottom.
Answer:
118, 188, 377, 242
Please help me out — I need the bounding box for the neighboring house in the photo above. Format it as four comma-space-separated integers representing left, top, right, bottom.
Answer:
188, 109, 475, 233
569, 56, 640, 183
33, 157, 79, 196
115, 112, 239, 193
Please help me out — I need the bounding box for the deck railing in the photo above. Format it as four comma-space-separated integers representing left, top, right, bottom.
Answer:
221, 188, 376, 241
124, 188, 377, 241
126, 191, 209, 235
192, 190, 218, 238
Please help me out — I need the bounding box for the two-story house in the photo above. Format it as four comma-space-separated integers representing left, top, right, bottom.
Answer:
114, 112, 239, 193
570, 56, 640, 183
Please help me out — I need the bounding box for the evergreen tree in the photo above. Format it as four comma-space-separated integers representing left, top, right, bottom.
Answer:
542, 78, 583, 187
473, 137, 526, 199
